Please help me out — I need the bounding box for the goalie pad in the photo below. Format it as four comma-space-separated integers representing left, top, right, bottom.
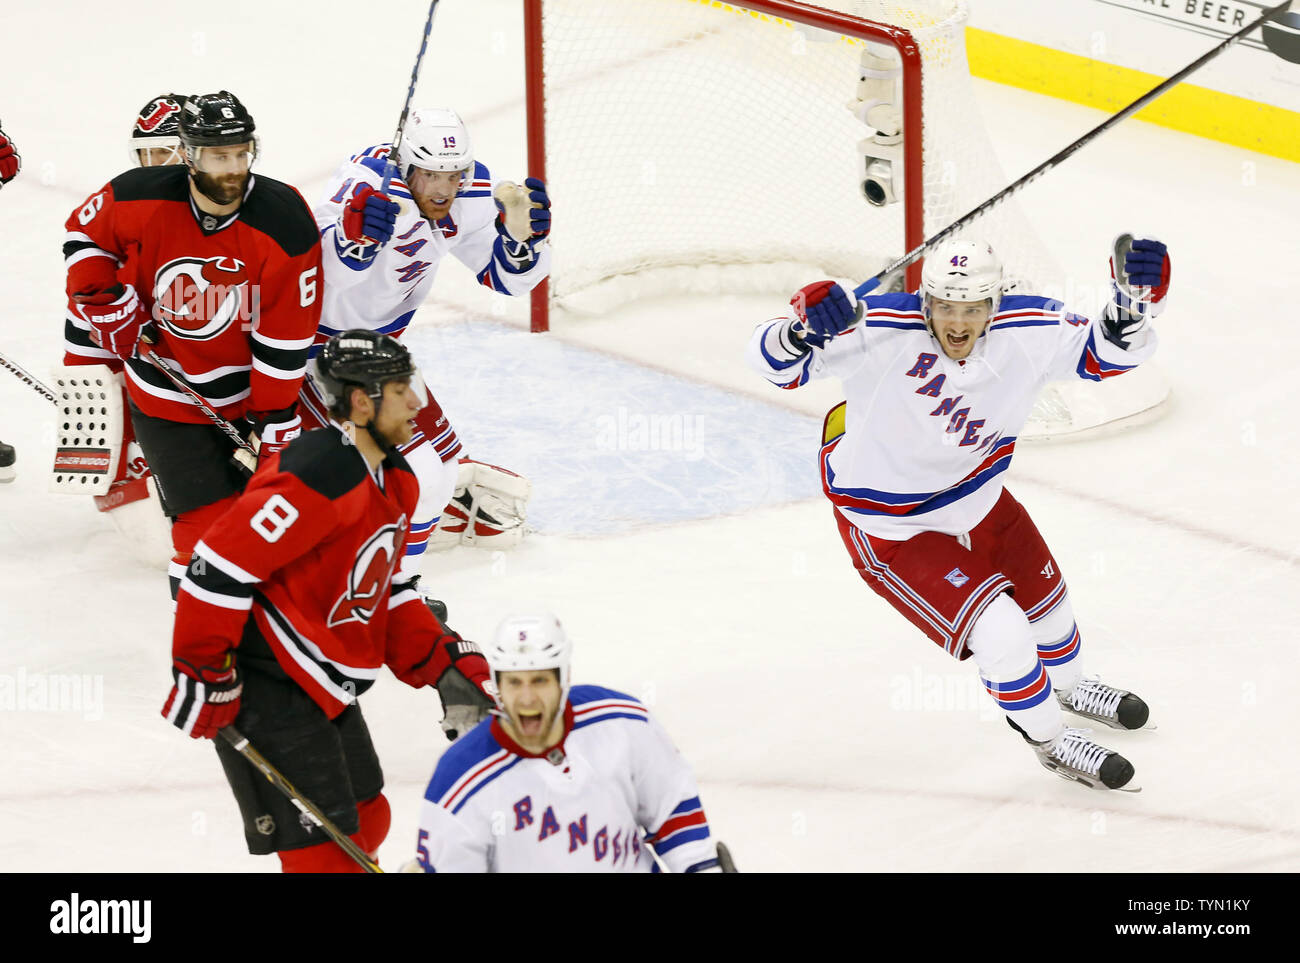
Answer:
48, 365, 124, 496
428, 458, 532, 551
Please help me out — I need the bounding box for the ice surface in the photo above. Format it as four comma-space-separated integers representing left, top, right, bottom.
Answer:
0, 0, 1296, 872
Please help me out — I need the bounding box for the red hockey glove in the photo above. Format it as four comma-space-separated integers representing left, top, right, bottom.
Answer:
246, 405, 302, 469
162, 656, 242, 740
341, 184, 399, 245
73, 283, 148, 360
0, 128, 19, 185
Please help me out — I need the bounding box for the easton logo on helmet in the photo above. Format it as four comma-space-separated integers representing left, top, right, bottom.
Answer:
152, 256, 252, 340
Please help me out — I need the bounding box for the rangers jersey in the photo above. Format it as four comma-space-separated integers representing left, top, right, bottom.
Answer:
747, 292, 1158, 540
416, 686, 718, 873
63, 165, 322, 423
311, 144, 551, 354
173, 425, 451, 717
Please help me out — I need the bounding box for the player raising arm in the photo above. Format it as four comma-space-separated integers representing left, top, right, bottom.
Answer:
413, 612, 728, 872
163, 330, 495, 872
748, 236, 1169, 791
301, 108, 549, 574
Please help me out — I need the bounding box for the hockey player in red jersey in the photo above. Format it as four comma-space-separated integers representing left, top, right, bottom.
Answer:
163, 330, 495, 872
62, 91, 322, 595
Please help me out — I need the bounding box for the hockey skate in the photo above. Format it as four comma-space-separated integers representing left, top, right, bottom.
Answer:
1056, 676, 1150, 730
1009, 719, 1138, 792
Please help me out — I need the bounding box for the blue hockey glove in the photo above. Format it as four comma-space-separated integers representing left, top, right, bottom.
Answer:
523, 177, 550, 239
341, 184, 399, 245
789, 280, 859, 349
1102, 234, 1170, 349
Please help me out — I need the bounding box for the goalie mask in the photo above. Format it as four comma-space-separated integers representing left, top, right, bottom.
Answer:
129, 93, 187, 167
398, 108, 474, 187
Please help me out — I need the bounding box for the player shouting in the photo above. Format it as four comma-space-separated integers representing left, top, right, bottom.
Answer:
62, 91, 321, 597
413, 611, 730, 872
163, 330, 495, 872
748, 237, 1168, 791
303, 108, 549, 575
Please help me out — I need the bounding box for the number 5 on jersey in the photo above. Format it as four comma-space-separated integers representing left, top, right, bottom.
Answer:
251, 493, 299, 542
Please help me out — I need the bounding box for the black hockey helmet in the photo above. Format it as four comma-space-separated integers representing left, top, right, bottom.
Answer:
315, 330, 416, 418
179, 90, 256, 147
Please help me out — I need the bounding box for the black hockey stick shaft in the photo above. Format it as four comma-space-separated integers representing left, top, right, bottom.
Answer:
0, 349, 58, 404
391, 0, 440, 157
139, 342, 258, 473
220, 726, 384, 874
853, 0, 1293, 299
383, 0, 441, 191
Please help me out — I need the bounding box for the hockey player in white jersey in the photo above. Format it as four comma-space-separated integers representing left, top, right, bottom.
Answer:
302, 108, 549, 575
747, 236, 1170, 791
413, 612, 727, 872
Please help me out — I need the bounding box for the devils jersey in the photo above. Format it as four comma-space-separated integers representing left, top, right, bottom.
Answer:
416, 686, 718, 873
174, 425, 447, 717
311, 144, 551, 354
63, 165, 322, 423
747, 292, 1158, 540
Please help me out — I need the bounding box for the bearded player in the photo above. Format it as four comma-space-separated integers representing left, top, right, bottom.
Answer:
748, 236, 1168, 791
164, 330, 494, 872
62, 91, 321, 597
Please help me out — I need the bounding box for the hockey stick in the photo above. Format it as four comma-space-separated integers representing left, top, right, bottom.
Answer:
382, 0, 441, 190
852, 0, 1294, 301
0, 348, 59, 404
219, 726, 384, 874
137, 332, 258, 474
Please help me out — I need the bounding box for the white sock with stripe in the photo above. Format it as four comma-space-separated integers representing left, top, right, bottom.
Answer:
967, 592, 1064, 742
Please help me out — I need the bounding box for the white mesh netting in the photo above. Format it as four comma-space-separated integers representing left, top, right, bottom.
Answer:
536, 0, 1169, 438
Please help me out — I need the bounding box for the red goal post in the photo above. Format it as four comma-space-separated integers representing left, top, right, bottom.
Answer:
523, 0, 934, 334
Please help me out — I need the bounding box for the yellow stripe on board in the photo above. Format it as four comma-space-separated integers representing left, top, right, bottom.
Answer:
966, 27, 1300, 163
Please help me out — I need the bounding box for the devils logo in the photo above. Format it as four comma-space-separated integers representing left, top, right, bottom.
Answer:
327, 517, 408, 628
135, 97, 182, 134
152, 256, 252, 340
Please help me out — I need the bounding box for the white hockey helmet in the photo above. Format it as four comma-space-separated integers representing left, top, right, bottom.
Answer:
484, 611, 572, 707
397, 108, 474, 184
921, 239, 1004, 316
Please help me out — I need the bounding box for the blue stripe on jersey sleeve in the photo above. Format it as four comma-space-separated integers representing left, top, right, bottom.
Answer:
864, 291, 924, 312
670, 796, 702, 815
423, 720, 503, 803
569, 684, 640, 707
652, 825, 712, 855
997, 294, 1065, 313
